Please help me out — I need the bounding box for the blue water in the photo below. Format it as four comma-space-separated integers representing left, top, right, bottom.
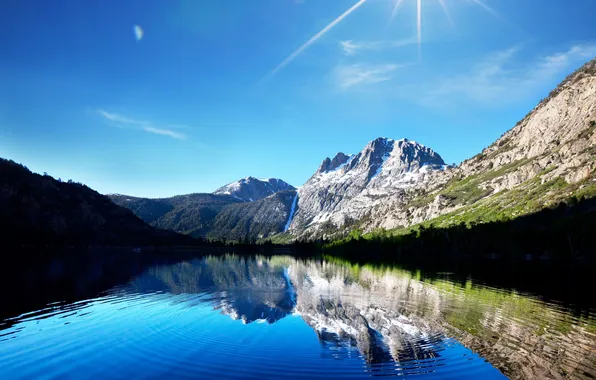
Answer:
1, 254, 592, 379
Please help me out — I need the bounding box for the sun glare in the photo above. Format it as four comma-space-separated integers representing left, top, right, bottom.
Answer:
266, 0, 500, 78
388, 0, 499, 59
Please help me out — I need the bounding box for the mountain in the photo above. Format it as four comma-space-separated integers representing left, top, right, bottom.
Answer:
208, 190, 297, 241
214, 177, 295, 202
0, 158, 198, 247
281, 58, 596, 240
111, 58, 596, 243
110, 193, 243, 237
286, 138, 447, 237
109, 177, 296, 241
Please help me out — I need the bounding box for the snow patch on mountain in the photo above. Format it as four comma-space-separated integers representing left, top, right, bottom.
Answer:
214, 176, 295, 202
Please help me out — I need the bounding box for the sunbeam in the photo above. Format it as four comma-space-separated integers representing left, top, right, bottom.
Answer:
438, 0, 456, 30
264, 0, 503, 80
470, 0, 499, 18
264, 0, 368, 80
390, 0, 407, 22
417, 0, 422, 59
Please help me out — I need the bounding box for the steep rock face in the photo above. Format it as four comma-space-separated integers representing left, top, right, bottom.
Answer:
370, 57, 596, 232
288, 138, 446, 237
213, 177, 295, 202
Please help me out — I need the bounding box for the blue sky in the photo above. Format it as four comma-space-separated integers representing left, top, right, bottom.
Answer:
1, 0, 595, 197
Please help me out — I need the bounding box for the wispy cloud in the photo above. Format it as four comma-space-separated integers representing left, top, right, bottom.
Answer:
339, 38, 416, 56
143, 127, 186, 140
97, 110, 187, 140
263, 0, 369, 81
133, 25, 144, 41
97, 110, 146, 126
414, 43, 596, 106
334, 64, 404, 90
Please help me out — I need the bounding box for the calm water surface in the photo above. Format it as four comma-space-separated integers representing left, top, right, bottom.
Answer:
0, 254, 595, 379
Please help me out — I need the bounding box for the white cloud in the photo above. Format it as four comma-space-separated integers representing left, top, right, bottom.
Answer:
133, 25, 144, 41
97, 110, 187, 140
97, 110, 146, 126
334, 64, 403, 90
339, 38, 416, 56
416, 43, 596, 106
143, 127, 186, 140
340, 40, 360, 56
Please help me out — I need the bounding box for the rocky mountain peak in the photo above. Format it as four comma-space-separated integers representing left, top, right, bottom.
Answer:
213, 177, 295, 202
343, 137, 445, 181
317, 152, 351, 174
287, 137, 447, 233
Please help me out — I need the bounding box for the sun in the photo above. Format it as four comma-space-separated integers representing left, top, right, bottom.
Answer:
389, 0, 499, 59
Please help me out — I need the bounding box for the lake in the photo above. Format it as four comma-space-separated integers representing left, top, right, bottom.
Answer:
0, 252, 595, 379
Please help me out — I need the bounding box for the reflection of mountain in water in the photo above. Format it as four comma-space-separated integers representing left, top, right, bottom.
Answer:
124, 255, 595, 379
286, 259, 596, 380
127, 256, 295, 324
288, 261, 446, 369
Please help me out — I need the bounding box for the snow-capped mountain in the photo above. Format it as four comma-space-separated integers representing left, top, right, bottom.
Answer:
214, 176, 295, 202
287, 138, 446, 236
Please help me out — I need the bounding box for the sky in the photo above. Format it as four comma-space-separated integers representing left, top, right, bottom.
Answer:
1, 0, 596, 198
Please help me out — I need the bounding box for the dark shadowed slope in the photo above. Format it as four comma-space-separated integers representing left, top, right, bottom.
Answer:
109, 178, 296, 241
0, 158, 198, 247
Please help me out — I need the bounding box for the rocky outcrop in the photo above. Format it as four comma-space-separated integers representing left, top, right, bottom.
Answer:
288, 138, 446, 237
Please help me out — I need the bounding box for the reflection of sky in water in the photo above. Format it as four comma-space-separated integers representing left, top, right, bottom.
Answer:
0, 291, 503, 379
4, 255, 592, 379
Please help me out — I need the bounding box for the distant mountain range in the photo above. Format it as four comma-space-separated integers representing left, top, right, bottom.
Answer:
3, 58, 595, 245
110, 58, 595, 242
109, 177, 297, 241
